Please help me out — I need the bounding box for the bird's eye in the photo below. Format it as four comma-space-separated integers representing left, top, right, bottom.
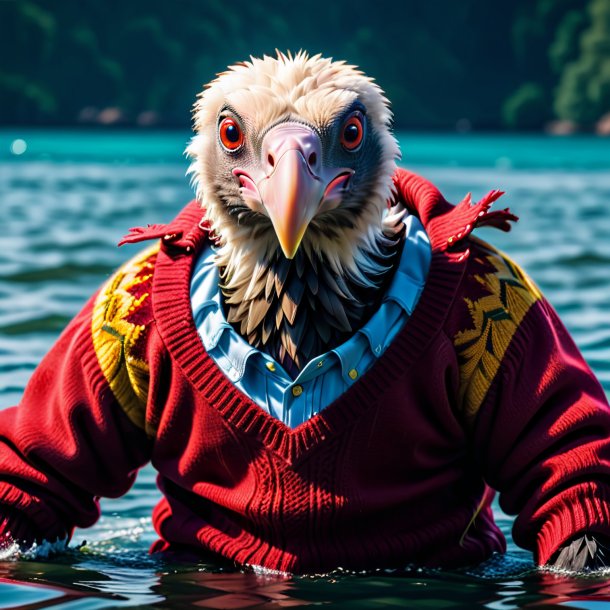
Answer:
340, 113, 364, 151
219, 117, 244, 151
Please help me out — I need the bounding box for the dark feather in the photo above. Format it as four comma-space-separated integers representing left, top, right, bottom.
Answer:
318, 286, 351, 332
281, 325, 299, 361
295, 250, 306, 278
265, 270, 275, 301
292, 309, 307, 346
274, 256, 290, 296
315, 316, 332, 344
300, 321, 316, 357
321, 265, 353, 300
285, 274, 305, 308
281, 291, 298, 325
262, 314, 274, 344
305, 266, 319, 295
275, 303, 284, 330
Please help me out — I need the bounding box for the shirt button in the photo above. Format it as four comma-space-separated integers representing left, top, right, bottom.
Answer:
265, 361, 276, 372
348, 368, 359, 380
316, 360, 325, 368
375, 345, 382, 354
292, 385, 303, 397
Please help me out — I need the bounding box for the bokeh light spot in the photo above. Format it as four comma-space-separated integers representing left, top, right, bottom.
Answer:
11, 139, 27, 155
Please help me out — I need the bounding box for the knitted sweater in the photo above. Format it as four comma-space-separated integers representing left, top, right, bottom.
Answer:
1, 169, 609, 572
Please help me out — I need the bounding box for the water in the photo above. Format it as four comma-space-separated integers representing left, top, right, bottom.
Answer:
1, 129, 610, 608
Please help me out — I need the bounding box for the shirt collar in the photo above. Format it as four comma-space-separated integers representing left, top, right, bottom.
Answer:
358, 213, 431, 355
190, 247, 259, 381
384, 214, 430, 311
191, 214, 430, 381
331, 333, 370, 383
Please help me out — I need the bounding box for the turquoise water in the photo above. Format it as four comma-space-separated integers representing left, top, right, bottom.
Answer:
1, 129, 610, 608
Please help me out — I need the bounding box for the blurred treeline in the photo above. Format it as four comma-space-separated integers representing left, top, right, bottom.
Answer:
1, 0, 608, 131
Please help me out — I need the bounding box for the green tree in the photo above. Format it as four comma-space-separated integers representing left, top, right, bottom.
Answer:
503, 83, 549, 129
1, 0, 594, 130
554, 0, 610, 125
549, 9, 588, 74
0, 2, 57, 122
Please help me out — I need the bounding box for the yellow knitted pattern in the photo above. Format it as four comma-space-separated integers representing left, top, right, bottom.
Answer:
91, 244, 159, 432
454, 239, 542, 420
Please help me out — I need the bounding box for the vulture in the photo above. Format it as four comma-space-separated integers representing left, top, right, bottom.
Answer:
183, 51, 608, 571
0, 51, 608, 574
187, 51, 405, 377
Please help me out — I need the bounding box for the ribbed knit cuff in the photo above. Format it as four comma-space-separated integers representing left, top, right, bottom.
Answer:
537, 483, 610, 565
0, 507, 39, 550
0, 484, 69, 548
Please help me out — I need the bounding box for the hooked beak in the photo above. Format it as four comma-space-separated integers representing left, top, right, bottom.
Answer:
234, 123, 353, 259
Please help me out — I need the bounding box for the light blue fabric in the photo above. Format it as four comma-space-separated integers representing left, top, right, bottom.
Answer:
190, 215, 431, 428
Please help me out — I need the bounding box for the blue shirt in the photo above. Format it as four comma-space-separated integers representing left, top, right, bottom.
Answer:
190, 215, 431, 428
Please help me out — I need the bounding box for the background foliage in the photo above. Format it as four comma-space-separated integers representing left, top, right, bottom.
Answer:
1, 0, 608, 130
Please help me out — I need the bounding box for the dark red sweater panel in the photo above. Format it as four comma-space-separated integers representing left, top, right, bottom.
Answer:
148, 328, 506, 572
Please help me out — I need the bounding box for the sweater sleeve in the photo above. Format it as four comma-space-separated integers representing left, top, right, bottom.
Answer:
0, 245, 160, 549
454, 240, 610, 565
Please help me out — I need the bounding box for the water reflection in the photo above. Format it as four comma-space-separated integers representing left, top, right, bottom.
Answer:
3, 555, 610, 609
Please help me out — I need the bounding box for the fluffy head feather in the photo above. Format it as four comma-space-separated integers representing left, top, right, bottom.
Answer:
186, 51, 403, 375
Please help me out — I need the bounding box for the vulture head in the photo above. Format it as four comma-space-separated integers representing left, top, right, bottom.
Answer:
187, 51, 404, 376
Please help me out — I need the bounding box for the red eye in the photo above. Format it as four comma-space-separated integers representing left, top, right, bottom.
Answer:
340, 113, 364, 150
219, 117, 244, 150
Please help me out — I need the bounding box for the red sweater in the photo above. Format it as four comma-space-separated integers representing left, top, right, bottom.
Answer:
1, 169, 609, 572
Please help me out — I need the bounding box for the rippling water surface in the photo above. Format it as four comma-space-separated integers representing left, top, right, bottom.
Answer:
1, 130, 610, 609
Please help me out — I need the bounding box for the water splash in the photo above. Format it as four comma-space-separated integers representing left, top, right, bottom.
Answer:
0, 536, 68, 561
